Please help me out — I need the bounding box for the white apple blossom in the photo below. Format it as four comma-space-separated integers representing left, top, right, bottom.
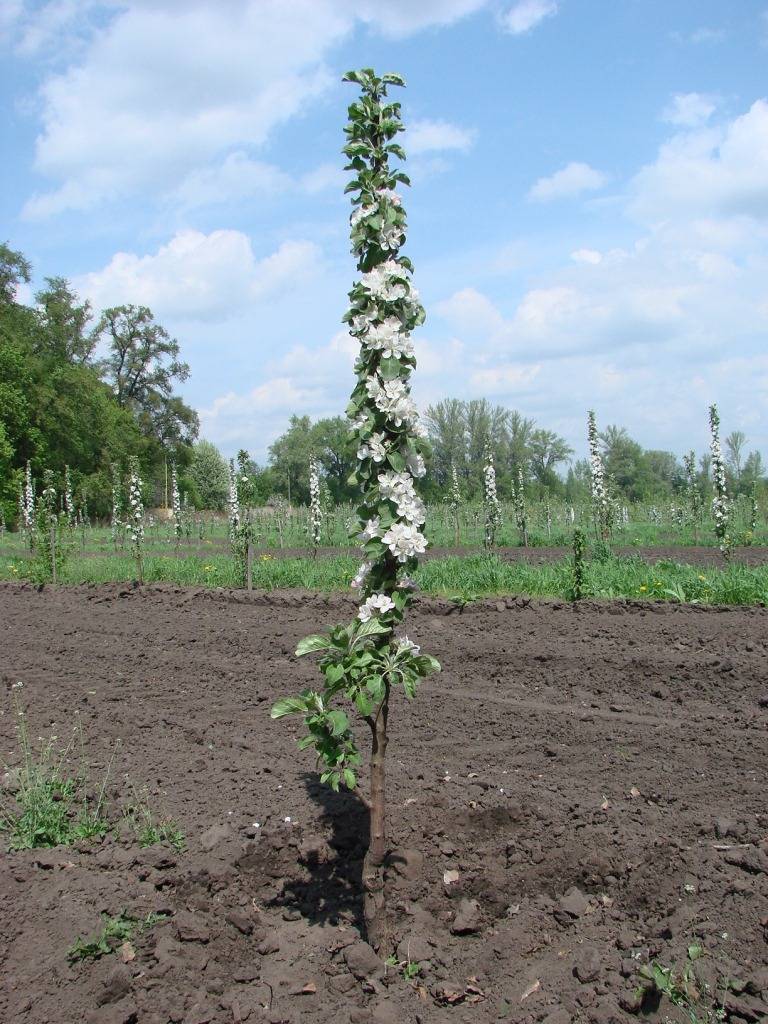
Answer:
406, 452, 426, 479
358, 593, 396, 622
351, 561, 373, 589
382, 522, 427, 562
359, 516, 381, 541
358, 432, 387, 463
396, 635, 420, 655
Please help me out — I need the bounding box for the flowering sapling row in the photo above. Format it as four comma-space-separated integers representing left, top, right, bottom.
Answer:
483, 444, 502, 550
271, 68, 440, 951
127, 457, 145, 583
708, 404, 731, 559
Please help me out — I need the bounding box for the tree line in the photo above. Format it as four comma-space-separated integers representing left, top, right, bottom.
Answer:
188, 401, 765, 511
0, 242, 198, 525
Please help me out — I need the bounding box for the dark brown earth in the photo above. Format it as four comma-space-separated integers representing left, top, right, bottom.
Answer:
1, 581, 767, 1024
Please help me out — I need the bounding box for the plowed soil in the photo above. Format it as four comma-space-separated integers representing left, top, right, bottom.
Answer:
1, 581, 767, 1024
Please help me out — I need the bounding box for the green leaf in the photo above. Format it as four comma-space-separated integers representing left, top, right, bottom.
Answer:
354, 690, 373, 716
296, 634, 333, 657
386, 449, 406, 472
378, 356, 402, 381
382, 72, 406, 87
326, 709, 349, 737
343, 768, 357, 789
355, 617, 391, 641
270, 697, 308, 719
324, 663, 345, 685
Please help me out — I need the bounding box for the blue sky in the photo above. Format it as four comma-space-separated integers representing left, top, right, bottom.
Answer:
2, 0, 768, 465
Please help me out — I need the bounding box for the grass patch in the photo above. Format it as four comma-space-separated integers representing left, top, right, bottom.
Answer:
123, 786, 185, 853
68, 910, 169, 962
0, 685, 112, 850
1, 550, 766, 606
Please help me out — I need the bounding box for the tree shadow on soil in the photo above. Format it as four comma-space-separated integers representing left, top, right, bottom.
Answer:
270, 772, 368, 933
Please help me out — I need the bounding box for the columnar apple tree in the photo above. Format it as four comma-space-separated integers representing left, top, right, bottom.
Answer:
271, 68, 440, 951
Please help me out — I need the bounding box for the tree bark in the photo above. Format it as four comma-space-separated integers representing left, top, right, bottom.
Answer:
362, 688, 389, 951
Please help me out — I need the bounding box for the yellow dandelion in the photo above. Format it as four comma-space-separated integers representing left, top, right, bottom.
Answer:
639, 585, 647, 592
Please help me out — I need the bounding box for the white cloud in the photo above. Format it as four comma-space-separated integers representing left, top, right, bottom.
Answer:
662, 92, 718, 128
75, 231, 321, 320
528, 161, 608, 202
199, 330, 356, 450
351, 0, 490, 37
19, 0, 491, 218
172, 153, 290, 210
22, 1, 350, 218
570, 248, 603, 265
500, 0, 557, 35
435, 287, 504, 335
470, 362, 541, 393
407, 119, 476, 155
629, 100, 768, 222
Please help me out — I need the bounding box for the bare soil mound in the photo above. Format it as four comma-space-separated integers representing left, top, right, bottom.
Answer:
1, 582, 767, 1023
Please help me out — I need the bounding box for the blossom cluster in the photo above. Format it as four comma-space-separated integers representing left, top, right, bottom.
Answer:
22, 460, 34, 531
171, 463, 182, 539
708, 404, 731, 557
340, 73, 431, 627
127, 458, 144, 552
483, 445, 502, 549
587, 410, 611, 541
309, 456, 322, 549
63, 465, 75, 528
227, 458, 240, 544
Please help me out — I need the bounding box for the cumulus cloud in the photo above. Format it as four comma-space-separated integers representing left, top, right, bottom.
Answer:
662, 92, 718, 128
629, 99, 768, 222
19, 0, 491, 218
407, 119, 476, 155
500, 0, 557, 35
75, 231, 321, 320
199, 330, 357, 450
528, 161, 608, 202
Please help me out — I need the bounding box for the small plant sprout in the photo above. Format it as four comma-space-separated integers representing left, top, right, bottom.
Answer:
587, 410, 611, 545
309, 455, 322, 556
449, 462, 461, 546
708, 404, 731, 560
513, 466, 528, 547
483, 443, 502, 551
127, 457, 145, 583
570, 527, 586, 601
271, 68, 440, 952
